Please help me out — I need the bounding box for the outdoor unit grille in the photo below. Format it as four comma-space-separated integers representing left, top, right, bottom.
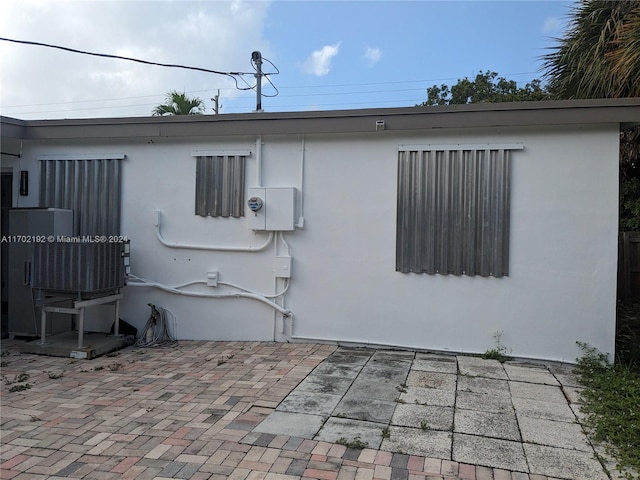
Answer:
33, 241, 128, 295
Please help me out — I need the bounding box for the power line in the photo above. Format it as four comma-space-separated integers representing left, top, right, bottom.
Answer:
0, 37, 279, 95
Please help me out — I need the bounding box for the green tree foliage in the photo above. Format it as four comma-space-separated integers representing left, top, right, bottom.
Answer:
542, 0, 640, 99
152, 90, 205, 116
542, 0, 640, 232
421, 71, 551, 106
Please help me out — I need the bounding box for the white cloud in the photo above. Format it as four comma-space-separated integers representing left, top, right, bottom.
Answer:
542, 16, 563, 34
0, 0, 271, 119
363, 47, 382, 67
301, 42, 341, 77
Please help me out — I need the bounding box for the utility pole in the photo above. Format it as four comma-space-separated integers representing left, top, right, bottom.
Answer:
211, 90, 220, 114
252, 51, 263, 112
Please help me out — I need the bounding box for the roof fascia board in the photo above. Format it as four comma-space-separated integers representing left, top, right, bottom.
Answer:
5, 99, 640, 141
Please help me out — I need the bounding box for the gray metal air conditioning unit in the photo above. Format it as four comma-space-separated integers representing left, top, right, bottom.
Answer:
33, 241, 128, 296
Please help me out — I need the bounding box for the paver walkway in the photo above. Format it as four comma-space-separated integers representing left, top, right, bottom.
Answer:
0, 340, 616, 480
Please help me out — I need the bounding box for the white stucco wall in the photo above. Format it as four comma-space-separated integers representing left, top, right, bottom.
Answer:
15, 122, 620, 362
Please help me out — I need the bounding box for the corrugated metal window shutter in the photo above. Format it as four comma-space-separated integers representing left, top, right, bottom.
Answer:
195, 155, 246, 218
39, 155, 123, 236
396, 145, 521, 277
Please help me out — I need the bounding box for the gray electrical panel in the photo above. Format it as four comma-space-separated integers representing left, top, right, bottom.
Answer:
8, 208, 74, 336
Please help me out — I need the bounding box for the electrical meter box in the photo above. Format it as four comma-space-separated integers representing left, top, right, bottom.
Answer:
247, 187, 297, 231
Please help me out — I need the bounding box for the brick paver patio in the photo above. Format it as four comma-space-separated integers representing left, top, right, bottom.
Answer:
0, 341, 586, 479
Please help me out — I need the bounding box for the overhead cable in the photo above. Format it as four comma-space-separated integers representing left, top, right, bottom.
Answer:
0, 36, 279, 94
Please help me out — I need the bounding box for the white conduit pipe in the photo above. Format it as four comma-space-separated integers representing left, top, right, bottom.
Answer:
127, 278, 291, 316
167, 279, 290, 299
155, 210, 274, 252
256, 135, 263, 187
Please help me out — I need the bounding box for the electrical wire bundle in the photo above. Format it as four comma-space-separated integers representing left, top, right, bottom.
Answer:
135, 303, 177, 348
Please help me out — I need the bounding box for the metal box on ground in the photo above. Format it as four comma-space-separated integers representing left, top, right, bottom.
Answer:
7, 208, 74, 336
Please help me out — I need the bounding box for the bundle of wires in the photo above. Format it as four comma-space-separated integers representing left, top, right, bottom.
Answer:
135, 303, 178, 348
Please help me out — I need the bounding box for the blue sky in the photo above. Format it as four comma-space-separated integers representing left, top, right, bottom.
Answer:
0, 1, 573, 119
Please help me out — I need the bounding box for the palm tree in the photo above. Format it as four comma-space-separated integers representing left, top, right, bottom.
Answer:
152, 90, 205, 116
542, 0, 640, 99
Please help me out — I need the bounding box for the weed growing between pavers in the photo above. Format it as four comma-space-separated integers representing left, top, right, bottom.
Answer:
336, 435, 369, 449
3, 372, 32, 392
575, 342, 640, 480
481, 331, 513, 363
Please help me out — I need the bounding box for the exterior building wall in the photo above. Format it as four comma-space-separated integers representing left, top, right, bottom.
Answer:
14, 122, 619, 362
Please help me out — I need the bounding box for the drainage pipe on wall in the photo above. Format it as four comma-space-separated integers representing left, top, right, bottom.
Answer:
154, 210, 274, 252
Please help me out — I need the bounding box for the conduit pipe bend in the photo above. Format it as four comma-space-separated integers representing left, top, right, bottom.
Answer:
154, 210, 274, 252
172, 279, 291, 299
127, 275, 291, 316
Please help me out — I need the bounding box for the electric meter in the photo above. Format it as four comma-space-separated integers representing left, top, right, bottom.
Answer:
248, 196, 263, 212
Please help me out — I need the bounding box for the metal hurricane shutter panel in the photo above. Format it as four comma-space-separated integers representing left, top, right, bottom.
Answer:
195, 155, 246, 218
39, 157, 122, 235
396, 147, 513, 277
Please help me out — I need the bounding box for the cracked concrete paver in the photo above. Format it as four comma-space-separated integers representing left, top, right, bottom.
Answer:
524, 443, 609, 480
452, 433, 528, 472
518, 416, 592, 451
391, 403, 454, 431
454, 409, 521, 441
381, 426, 452, 458
504, 363, 560, 385
457, 356, 509, 380
249, 347, 612, 480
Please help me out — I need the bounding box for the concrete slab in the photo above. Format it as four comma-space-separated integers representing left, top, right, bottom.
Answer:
359, 365, 410, 384
518, 416, 592, 452
503, 364, 559, 385
412, 355, 458, 374
347, 377, 403, 402
406, 371, 456, 389
334, 395, 397, 423
18, 331, 135, 359
244, 347, 611, 480
315, 417, 385, 450
547, 364, 581, 384
324, 349, 372, 365
455, 391, 513, 414
456, 356, 508, 380
508, 381, 567, 403
457, 375, 510, 396
561, 385, 584, 404
512, 397, 576, 422
524, 443, 609, 480
454, 409, 521, 441
295, 374, 355, 395
570, 403, 587, 422
253, 411, 325, 439
381, 426, 452, 459
276, 390, 342, 416
313, 362, 364, 378
553, 371, 582, 388
452, 433, 528, 472
391, 403, 453, 431
400, 385, 455, 407
369, 350, 415, 368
